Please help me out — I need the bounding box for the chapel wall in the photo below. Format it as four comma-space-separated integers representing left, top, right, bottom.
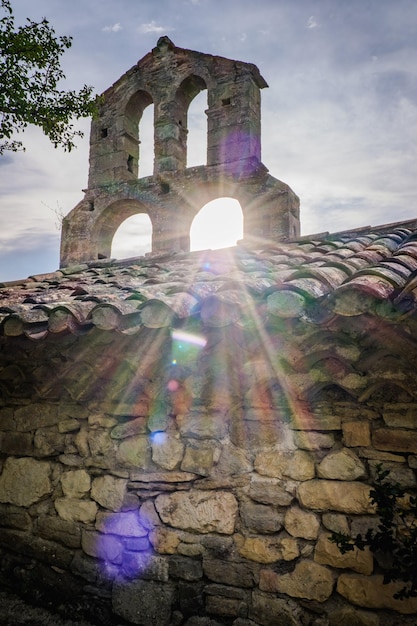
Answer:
0, 327, 416, 625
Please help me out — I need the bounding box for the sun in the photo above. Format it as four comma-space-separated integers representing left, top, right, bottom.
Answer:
190, 197, 243, 251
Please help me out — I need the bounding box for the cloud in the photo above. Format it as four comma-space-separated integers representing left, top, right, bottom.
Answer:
102, 23, 122, 33
138, 21, 172, 35
0, 230, 60, 281
307, 15, 318, 29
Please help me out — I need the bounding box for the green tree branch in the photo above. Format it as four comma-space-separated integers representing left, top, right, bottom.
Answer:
0, 0, 98, 153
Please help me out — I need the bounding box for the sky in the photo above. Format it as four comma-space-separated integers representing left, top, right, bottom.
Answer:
1, 0, 417, 281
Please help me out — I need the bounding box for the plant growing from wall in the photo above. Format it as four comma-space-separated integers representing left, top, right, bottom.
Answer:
0, 0, 97, 153
330, 464, 417, 599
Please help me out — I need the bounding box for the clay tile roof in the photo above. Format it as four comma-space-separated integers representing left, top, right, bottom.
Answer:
2, 218, 417, 339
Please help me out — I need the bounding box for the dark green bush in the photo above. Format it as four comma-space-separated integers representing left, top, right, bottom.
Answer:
330, 464, 417, 599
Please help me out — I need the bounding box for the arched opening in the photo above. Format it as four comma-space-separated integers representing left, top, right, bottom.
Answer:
138, 103, 154, 178
124, 90, 154, 179
111, 213, 152, 259
190, 197, 243, 251
175, 75, 207, 170
187, 89, 207, 167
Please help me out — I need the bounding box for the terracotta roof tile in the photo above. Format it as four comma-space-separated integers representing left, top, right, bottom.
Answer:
2, 219, 417, 339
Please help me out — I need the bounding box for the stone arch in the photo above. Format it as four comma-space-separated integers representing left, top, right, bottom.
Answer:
187, 90, 208, 167
190, 197, 243, 250
111, 214, 152, 259
123, 90, 154, 179
173, 74, 208, 169
94, 199, 154, 261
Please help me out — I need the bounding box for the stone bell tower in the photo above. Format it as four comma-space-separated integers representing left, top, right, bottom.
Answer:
60, 37, 300, 266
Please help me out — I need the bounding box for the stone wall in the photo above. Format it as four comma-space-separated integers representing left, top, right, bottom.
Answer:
0, 323, 417, 625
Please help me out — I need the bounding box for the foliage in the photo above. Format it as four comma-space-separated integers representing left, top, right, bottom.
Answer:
0, 0, 97, 153
330, 464, 417, 599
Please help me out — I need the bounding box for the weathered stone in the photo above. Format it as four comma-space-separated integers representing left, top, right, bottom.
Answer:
248, 477, 294, 506
293, 430, 334, 450
149, 527, 181, 554
88, 429, 114, 456
373, 428, 417, 454
123, 536, 150, 551
0, 528, 73, 569
178, 580, 205, 616
37, 515, 81, 548
322, 512, 350, 534
408, 455, 417, 469
34, 427, 65, 456
181, 446, 215, 476
297, 480, 375, 514
382, 403, 417, 429
109, 398, 150, 418
317, 448, 366, 480
91, 475, 127, 511
74, 427, 90, 457
254, 450, 315, 481
359, 448, 406, 462
314, 532, 373, 575
71, 550, 105, 583
139, 500, 162, 530
131, 470, 196, 483
14, 404, 58, 431
82, 529, 123, 563
61, 469, 91, 498
122, 552, 169, 581
155, 491, 238, 534
169, 555, 203, 581
260, 560, 334, 602
0, 457, 52, 507
249, 590, 303, 626
328, 606, 379, 626
58, 418, 80, 433
294, 411, 341, 431
369, 460, 417, 488
110, 417, 147, 439
96, 510, 147, 537
205, 595, 247, 618
177, 410, 228, 440
337, 573, 417, 614
201, 535, 234, 555
116, 435, 151, 468
284, 505, 320, 539
88, 414, 117, 428
178, 542, 203, 557
350, 515, 380, 538
230, 412, 293, 449
59, 453, 84, 467
203, 558, 257, 588
112, 579, 175, 626
151, 432, 184, 470
240, 501, 283, 534
0, 432, 33, 456
215, 444, 252, 475
205, 584, 247, 600
55, 497, 97, 523
0, 407, 15, 430
0, 503, 31, 530
235, 534, 298, 564
343, 421, 371, 447
59, 403, 88, 420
